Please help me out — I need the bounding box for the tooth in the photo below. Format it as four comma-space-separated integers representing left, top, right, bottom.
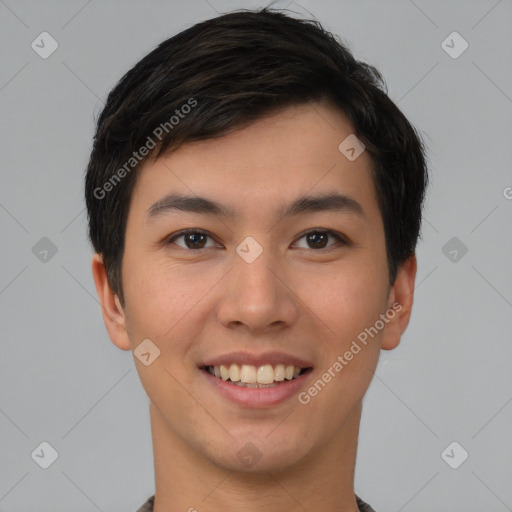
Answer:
210, 363, 304, 383
240, 364, 257, 384
229, 363, 241, 382
220, 364, 230, 381
274, 364, 285, 381
257, 364, 274, 384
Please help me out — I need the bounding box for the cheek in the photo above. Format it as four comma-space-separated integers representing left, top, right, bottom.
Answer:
297, 256, 389, 340
122, 253, 218, 344
296, 267, 387, 423
121, 260, 205, 398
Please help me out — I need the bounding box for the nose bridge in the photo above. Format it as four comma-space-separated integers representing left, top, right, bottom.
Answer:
235, 241, 279, 297
217, 238, 297, 331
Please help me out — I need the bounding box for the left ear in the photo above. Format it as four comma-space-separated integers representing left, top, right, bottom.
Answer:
380, 254, 417, 351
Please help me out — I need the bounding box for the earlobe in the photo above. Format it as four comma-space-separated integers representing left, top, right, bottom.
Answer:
381, 254, 417, 351
91, 253, 131, 351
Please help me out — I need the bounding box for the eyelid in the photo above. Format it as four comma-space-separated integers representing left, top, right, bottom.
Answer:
167, 228, 219, 249
292, 229, 350, 250
166, 228, 350, 250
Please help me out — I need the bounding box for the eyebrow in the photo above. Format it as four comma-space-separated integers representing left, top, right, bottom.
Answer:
145, 192, 365, 223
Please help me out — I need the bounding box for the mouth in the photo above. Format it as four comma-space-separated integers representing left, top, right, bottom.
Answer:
201, 363, 312, 388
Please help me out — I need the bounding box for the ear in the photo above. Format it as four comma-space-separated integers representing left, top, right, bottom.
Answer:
91, 253, 131, 351
380, 254, 417, 351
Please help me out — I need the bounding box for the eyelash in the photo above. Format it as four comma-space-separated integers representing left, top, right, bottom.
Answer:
166, 228, 349, 252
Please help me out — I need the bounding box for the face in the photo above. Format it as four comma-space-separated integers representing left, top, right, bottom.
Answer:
93, 101, 415, 473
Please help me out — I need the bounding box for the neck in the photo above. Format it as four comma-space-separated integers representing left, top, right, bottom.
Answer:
150, 401, 363, 512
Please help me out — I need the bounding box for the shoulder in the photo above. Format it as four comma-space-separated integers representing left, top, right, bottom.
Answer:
135, 495, 155, 512
356, 494, 378, 512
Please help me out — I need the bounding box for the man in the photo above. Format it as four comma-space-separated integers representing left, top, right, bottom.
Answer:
85, 7, 428, 511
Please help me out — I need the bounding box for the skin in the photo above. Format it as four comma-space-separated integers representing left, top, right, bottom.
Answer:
92, 101, 416, 512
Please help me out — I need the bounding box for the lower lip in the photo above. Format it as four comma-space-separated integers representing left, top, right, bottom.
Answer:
200, 368, 313, 407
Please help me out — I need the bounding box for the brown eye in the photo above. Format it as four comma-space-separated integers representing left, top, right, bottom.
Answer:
168, 230, 216, 250
294, 230, 348, 251
306, 231, 329, 249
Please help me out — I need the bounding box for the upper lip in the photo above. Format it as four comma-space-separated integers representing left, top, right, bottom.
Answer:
200, 351, 313, 369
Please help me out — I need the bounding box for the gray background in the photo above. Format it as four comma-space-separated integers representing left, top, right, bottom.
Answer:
1, 0, 511, 511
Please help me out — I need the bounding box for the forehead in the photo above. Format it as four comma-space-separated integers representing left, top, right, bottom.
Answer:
129, 102, 379, 224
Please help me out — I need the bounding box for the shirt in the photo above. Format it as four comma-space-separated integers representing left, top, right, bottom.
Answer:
136, 494, 376, 511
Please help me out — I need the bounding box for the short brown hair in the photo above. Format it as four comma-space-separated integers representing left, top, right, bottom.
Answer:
85, 6, 428, 305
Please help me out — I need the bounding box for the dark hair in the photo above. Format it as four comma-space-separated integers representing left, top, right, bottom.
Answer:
85, 6, 428, 306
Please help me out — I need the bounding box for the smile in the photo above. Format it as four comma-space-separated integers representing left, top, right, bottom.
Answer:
199, 362, 314, 407
204, 363, 309, 388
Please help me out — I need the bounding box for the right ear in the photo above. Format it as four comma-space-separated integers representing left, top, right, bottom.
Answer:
91, 253, 131, 351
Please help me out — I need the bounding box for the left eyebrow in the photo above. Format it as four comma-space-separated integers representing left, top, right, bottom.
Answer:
278, 192, 365, 220
144, 192, 366, 223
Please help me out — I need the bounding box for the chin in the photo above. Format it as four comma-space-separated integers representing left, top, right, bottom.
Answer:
205, 432, 311, 474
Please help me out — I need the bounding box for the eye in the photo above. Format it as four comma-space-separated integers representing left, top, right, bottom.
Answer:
293, 229, 349, 251
166, 228, 349, 252
167, 229, 218, 250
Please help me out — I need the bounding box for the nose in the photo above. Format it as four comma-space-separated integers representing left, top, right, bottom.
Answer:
215, 246, 300, 335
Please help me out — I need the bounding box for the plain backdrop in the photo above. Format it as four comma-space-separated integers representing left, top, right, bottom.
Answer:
1, 1, 511, 511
